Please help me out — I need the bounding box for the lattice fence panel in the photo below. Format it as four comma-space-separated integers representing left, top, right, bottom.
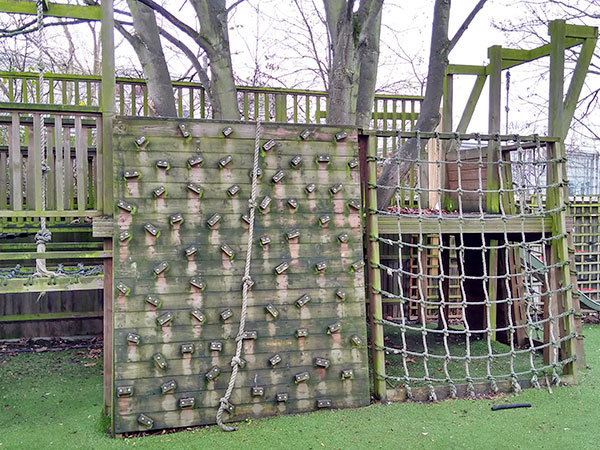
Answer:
111, 118, 369, 434
571, 195, 600, 301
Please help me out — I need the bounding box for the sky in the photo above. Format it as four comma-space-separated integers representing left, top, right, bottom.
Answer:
0, 0, 597, 149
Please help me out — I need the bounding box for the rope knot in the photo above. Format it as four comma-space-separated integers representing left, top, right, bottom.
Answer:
231, 356, 243, 367
35, 228, 52, 245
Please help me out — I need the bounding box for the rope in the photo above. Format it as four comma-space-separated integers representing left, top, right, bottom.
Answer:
215, 119, 262, 431
375, 130, 576, 396
29, 0, 55, 278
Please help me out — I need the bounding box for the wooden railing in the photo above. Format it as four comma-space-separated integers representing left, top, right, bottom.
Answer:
0, 71, 421, 129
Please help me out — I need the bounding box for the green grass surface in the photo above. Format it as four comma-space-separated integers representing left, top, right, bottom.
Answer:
0, 325, 598, 449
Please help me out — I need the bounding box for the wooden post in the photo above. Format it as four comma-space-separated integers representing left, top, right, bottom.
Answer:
548, 20, 578, 380
363, 133, 387, 401
101, 0, 115, 419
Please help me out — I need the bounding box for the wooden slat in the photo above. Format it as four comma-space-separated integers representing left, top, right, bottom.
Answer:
54, 115, 65, 211
0, 275, 104, 295
0, 151, 7, 209
75, 115, 87, 212
8, 112, 22, 210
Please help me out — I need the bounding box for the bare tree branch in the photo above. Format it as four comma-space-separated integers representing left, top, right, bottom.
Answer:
448, 0, 488, 53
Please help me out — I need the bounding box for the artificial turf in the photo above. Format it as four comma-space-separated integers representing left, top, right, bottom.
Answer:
1, 325, 599, 449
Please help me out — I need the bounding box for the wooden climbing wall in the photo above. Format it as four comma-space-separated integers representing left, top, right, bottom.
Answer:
111, 118, 370, 434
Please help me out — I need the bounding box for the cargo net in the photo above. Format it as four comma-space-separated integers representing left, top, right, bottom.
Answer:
372, 131, 576, 400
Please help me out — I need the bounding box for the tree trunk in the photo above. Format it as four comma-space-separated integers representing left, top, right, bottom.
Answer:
126, 0, 177, 117
190, 0, 239, 120
325, 0, 383, 127
376, 0, 451, 210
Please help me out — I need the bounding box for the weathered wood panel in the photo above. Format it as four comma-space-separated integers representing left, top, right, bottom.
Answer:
112, 118, 369, 434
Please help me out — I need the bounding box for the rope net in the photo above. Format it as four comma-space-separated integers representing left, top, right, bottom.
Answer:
372, 131, 577, 400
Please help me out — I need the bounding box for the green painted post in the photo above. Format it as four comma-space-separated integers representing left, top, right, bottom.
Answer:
548, 19, 578, 381
365, 134, 387, 401
486, 45, 502, 214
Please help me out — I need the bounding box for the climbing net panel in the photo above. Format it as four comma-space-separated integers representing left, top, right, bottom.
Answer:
111, 118, 369, 434
370, 131, 579, 400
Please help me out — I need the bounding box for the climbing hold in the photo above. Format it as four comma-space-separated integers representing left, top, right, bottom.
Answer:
190, 309, 206, 324
156, 312, 173, 327
205, 365, 221, 381
274, 261, 289, 274
185, 245, 198, 257
319, 215, 330, 226
241, 330, 258, 340
187, 183, 204, 196
134, 136, 147, 148
219, 155, 233, 168
348, 158, 359, 170
276, 392, 288, 402
316, 399, 332, 408
126, 333, 140, 345
295, 328, 308, 338
124, 169, 140, 179
330, 183, 343, 195
259, 235, 271, 247
336, 289, 347, 301
179, 397, 195, 409
348, 199, 361, 210
181, 343, 195, 354
153, 261, 169, 277
265, 303, 279, 318
169, 213, 183, 225
337, 232, 349, 243
295, 294, 310, 308
116, 282, 131, 296
294, 372, 310, 383
153, 186, 166, 198
241, 214, 251, 225
207, 213, 222, 228
272, 170, 285, 183
316, 154, 331, 164
350, 335, 363, 347
221, 126, 233, 137
221, 243, 235, 259
210, 341, 223, 352
160, 379, 177, 394
314, 357, 330, 368
144, 223, 160, 237
287, 198, 298, 209
220, 308, 233, 321
335, 130, 348, 141
299, 129, 312, 140
118, 230, 131, 242
263, 139, 276, 152
190, 278, 206, 291
269, 354, 282, 367
290, 155, 302, 168
351, 260, 365, 272
178, 122, 191, 138
341, 369, 354, 380
260, 196, 272, 211
227, 184, 240, 197
156, 160, 170, 170
251, 386, 265, 397
249, 167, 263, 179
145, 295, 162, 308
152, 353, 168, 370
315, 261, 327, 272
116, 386, 133, 397
221, 400, 235, 414
117, 200, 135, 213
137, 414, 154, 429
305, 183, 316, 194
187, 155, 204, 168
286, 229, 300, 240
328, 322, 342, 334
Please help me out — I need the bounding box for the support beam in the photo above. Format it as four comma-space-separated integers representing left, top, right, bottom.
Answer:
0, 0, 102, 20
456, 74, 487, 134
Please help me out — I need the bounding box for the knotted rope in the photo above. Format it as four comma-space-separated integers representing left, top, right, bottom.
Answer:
216, 119, 262, 431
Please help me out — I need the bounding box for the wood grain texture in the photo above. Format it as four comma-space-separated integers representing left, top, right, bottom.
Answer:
111, 118, 369, 433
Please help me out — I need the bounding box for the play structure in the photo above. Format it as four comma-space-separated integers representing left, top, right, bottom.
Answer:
0, 0, 598, 437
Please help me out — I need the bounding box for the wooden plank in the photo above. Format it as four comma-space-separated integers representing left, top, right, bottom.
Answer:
0, 311, 103, 323
0, 151, 7, 209
63, 127, 74, 209
54, 115, 65, 211
8, 112, 22, 210
377, 216, 552, 234
75, 115, 87, 212
0, 250, 112, 260
0, 210, 101, 218
0, 275, 104, 294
